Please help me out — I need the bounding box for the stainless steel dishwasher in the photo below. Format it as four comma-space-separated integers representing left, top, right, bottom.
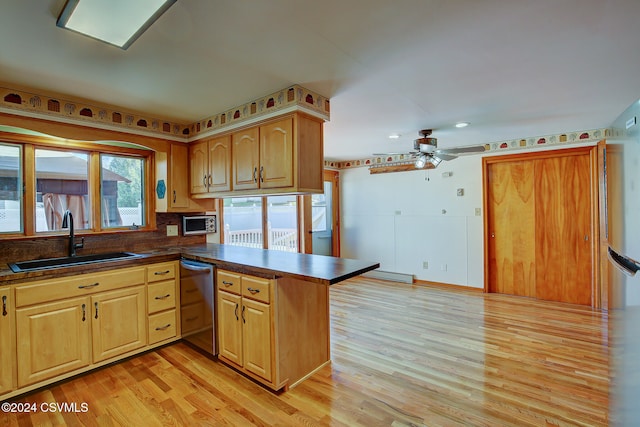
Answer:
179, 259, 216, 355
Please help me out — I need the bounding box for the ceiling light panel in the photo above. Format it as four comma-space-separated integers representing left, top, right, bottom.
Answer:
57, 0, 176, 49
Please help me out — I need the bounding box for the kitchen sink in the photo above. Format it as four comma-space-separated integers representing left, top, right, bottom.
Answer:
8, 252, 141, 273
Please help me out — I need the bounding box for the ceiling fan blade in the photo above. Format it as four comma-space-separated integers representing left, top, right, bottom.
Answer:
372, 151, 417, 156
437, 144, 487, 155
433, 152, 458, 161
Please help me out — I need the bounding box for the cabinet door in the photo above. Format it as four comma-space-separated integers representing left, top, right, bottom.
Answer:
0, 288, 14, 394
209, 135, 232, 192
91, 286, 146, 363
190, 140, 209, 194
260, 118, 293, 189
242, 298, 272, 381
16, 297, 90, 387
170, 143, 191, 208
217, 290, 243, 366
232, 128, 259, 190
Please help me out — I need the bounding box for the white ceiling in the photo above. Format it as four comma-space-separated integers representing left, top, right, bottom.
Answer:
1, 0, 640, 161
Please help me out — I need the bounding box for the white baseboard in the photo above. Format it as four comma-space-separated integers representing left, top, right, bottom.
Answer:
362, 270, 414, 284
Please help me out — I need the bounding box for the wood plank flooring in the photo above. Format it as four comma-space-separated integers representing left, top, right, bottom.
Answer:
2, 277, 611, 426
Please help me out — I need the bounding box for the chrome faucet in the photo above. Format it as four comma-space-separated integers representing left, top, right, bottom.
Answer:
62, 210, 84, 257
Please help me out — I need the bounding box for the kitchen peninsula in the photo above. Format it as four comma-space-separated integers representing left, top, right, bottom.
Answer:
181, 243, 380, 390
0, 243, 379, 398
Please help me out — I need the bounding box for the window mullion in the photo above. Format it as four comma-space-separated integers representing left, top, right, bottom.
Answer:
23, 144, 35, 236
261, 196, 268, 249
90, 152, 102, 232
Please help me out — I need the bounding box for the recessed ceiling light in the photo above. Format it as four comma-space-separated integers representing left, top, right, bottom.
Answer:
455, 122, 470, 128
57, 0, 176, 50
388, 134, 401, 139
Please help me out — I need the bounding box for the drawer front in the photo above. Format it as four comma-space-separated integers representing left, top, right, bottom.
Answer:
147, 262, 176, 283
148, 281, 177, 314
148, 309, 177, 344
181, 302, 204, 334
241, 275, 271, 304
217, 270, 241, 295
15, 266, 146, 307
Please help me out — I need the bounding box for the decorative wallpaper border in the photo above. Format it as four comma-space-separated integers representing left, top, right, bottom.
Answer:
1, 86, 190, 137
0, 84, 330, 140
189, 85, 330, 137
324, 128, 610, 170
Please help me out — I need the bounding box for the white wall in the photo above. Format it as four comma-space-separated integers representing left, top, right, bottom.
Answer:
340, 155, 485, 288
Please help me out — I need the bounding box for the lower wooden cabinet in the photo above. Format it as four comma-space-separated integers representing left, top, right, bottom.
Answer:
16, 297, 91, 387
216, 268, 332, 391
146, 262, 179, 345
3, 261, 181, 399
216, 269, 274, 385
91, 286, 146, 363
0, 287, 15, 394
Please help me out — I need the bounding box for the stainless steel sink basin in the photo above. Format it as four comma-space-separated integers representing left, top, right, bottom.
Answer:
8, 252, 140, 273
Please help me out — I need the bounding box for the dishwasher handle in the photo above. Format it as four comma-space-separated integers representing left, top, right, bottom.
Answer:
180, 260, 213, 272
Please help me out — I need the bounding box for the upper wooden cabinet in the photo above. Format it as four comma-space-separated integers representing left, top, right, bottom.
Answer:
190, 112, 323, 197
156, 142, 215, 213
190, 135, 231, 194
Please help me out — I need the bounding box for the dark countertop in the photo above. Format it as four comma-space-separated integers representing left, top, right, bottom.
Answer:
182, 244, 380, 285
0, 244, 379, 286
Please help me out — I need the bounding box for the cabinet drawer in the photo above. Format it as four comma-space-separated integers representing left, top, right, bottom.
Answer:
242, 276, 271, 304
147, 262, 176, 283
217, 270, 241, 295
181, 302, 204, 334
15, 266, 145, 307
148, 309, 177, 344
148, 281, 176, 314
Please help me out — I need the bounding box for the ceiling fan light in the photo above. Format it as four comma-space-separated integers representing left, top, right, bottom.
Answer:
415, 154, 427, 169
428, 156, 442, 167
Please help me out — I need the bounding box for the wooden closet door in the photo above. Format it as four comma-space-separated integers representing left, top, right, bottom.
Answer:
487, 160, 536, 297
534, 153, 593, 305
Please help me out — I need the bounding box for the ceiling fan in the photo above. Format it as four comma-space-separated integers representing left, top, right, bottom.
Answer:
374, 129, 487, 168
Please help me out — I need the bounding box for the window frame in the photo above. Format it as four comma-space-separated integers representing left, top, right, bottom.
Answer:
220, 195, 302, 252
0, 133, 155, 238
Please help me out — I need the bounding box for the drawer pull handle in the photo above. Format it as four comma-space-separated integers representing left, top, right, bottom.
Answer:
154, 270, 171, 275
155, 323, 171, 331
252, 166, 258, 183
222, 280, 234, 286
94, 302, 99, 319
81, 303, 86, 322
78, 282, 99, 289
247, 287, 260, 294
155, 294, 171, 300
260, 166, 264, 183
234, 303, 239, 320
186, 316, 199, 322
2, 295, 6, 316
242, 305, 246, 323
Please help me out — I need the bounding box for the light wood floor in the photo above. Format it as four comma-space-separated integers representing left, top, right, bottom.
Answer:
3, 277, 611, 426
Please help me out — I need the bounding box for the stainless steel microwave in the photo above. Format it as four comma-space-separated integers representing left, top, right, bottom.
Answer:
183, 215, 217, 235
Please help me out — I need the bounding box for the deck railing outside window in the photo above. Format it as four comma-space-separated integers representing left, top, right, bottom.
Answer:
224, 224, 297, 252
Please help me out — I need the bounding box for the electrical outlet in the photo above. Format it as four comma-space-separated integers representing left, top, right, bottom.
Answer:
395, 210, 402, 215
457, 188, 464, 196
166, 225, 178, 236
475, 208, 481, 216
441, 264, 447, 271
422, 261, 429, 269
